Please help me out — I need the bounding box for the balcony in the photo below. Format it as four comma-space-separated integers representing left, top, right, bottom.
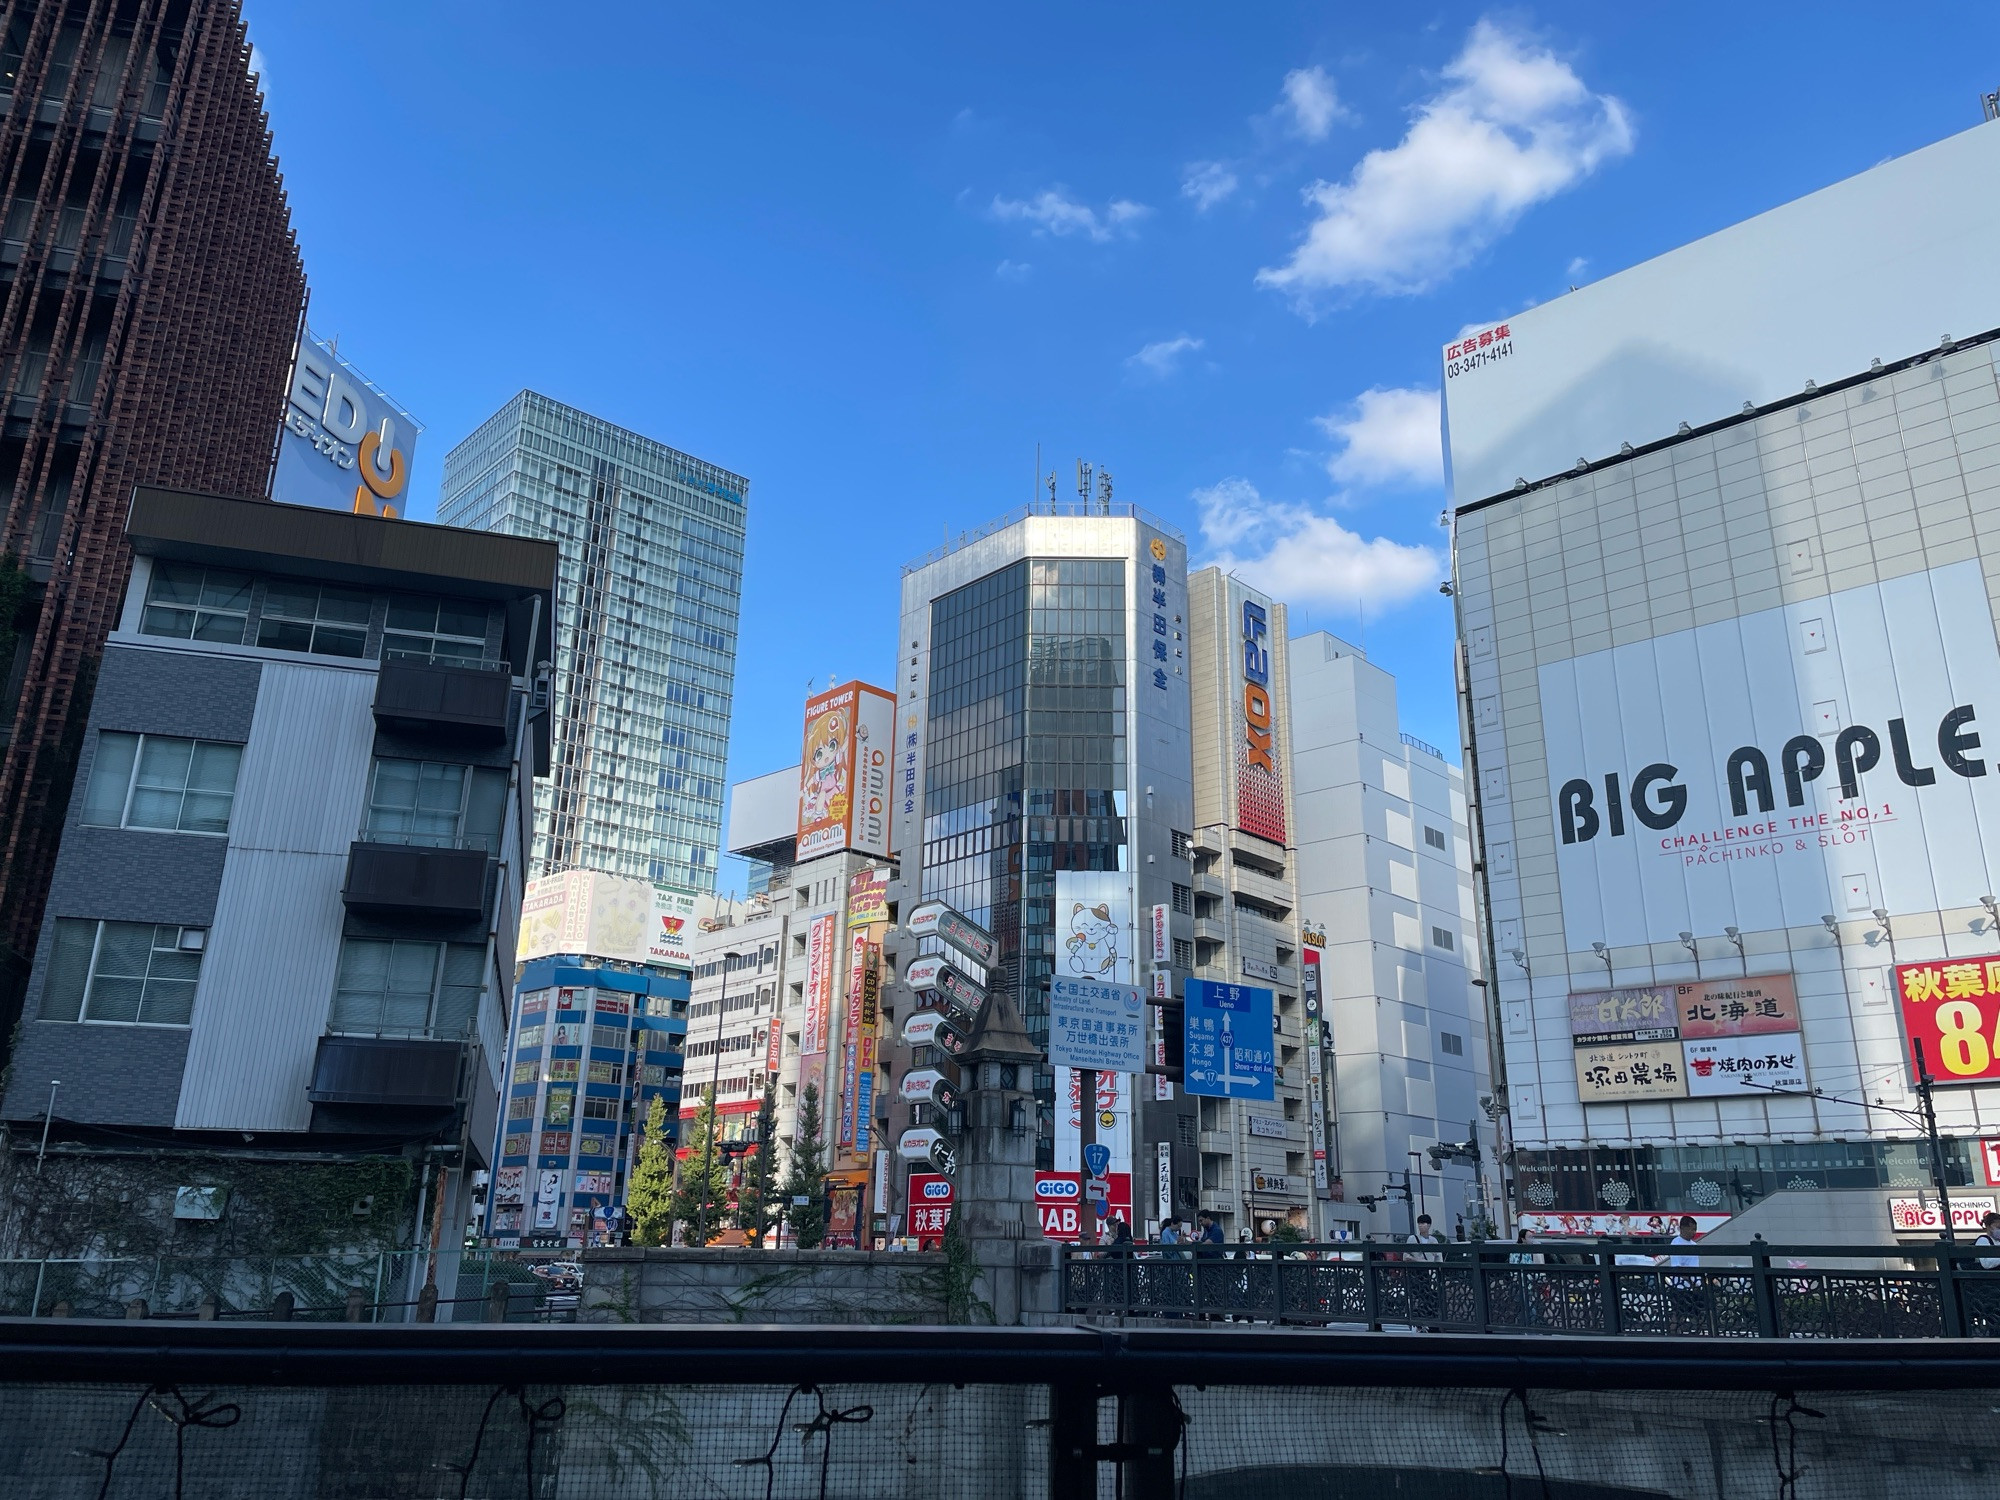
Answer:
1230, 864, 1294, 917
309, 1035, 464, 1110
373, 656, 511, 743
343, 840, 489, 921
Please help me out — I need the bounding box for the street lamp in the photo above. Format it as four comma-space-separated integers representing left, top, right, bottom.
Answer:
695, 950, 745, 1246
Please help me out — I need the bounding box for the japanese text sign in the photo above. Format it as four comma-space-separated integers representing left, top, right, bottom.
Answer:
1184, 980, 1275, 1100
1897, 954, 2000, 1084
1049, 977, 1146, 1074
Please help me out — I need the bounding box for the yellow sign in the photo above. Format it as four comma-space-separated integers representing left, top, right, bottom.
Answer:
1149, 537, 1167, 561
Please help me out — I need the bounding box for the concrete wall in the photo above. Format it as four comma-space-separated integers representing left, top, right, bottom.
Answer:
579, 1246, 951, 1323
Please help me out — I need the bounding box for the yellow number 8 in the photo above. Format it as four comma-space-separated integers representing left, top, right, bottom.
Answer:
1935, 999, 1993, 1076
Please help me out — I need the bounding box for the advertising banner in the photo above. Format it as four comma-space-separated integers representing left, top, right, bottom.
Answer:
1232, 580, 1287, 844
797, 682, 896, 859
1055, 870, 1134, 1175
1150, 904, 1170, 964
1568, 974, 1807, 1102
801, 913, 835, 1057
1303, 947, 1332, 1195
1683, 1034, 1808, 1097
1897, 954, 2000, 1085
1574, 1040, 1686, 1103
516, 869, 697, 968
907, 1172, 953, 1245
1888, 1194, 1999, 1235
1540, 559, 2000, 950
1034, 1171, 1133, 1241
1184, 980, 1276, 1101
272, 329, 421, 517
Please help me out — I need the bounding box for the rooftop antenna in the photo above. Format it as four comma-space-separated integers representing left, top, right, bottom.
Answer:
1077, 460, 1093, 509
1984, 87, 2000, 122
1047, 470, 1057, 505
1098, 470, 1113, 515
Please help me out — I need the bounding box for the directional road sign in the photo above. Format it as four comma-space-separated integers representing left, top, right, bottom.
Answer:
1184, 980, 1275, 1100
1049, 977, 1146, 1074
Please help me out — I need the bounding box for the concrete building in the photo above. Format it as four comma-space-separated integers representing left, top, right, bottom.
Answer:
0, 488, 554, 1263
887, 503, 1196, 1243
1288, 632, 1489, 1238
485, 953, 688, 1249
683, 898, 785, 1160
0, 0, 306, 1035
438, 392, 746, 891
1444, 120, 2000, 1241
1186, 568, 1312, 1238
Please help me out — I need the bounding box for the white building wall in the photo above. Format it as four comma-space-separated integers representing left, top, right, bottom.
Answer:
1288, 632, 1491, 1238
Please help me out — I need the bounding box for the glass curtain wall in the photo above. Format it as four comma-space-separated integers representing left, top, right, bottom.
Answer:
923, 558, 1126, 1168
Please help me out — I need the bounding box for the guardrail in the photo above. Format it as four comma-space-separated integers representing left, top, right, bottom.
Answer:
1062, 1238, 2000, 1338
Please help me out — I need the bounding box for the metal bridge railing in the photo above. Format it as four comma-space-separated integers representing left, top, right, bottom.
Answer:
1062, 1238, 2000, 1338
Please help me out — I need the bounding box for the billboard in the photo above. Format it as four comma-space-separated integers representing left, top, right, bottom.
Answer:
1541, 560, 2000, 950
1232, 581, 1286, 844
797, 681, 895, 860
1442, 121, 2000, 506
272, 329, 421, 517
837, 867, 890, 1171
1054, 869, 1134, 1175
1898, 955, 2000, 1086
516, 869, 697, 968
1568, 975, 1805, 1103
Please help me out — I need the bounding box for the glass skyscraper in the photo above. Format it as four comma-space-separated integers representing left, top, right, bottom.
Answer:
439, 393, 745, 890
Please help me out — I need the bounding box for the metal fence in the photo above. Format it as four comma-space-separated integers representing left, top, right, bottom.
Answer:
5, 1319, 2000, 1498
1063, 1238, 2000, 1338
0, 1251, 570, 1322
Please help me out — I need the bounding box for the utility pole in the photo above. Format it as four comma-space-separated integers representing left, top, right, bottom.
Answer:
1912, 1037, 1956, 1243
695, 951, 743, 1245
1078, 1067, 1098, 1248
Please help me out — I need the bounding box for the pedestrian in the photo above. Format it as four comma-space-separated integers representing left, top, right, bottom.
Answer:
1158, 1217, 1180, 1247
1109, 1215, 1134, 1251
1407, 1214, 1446, 1262
1666, 1215, 1701, 1269
1976, 1211, 2000, 1271
1508, 1229, 1538, 1266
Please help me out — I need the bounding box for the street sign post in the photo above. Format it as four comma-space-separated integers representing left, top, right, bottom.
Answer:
899, 1069, 961, 1112
1184, 980, 1276, 1100
1083, 1142, 1111, 1180
1049, 977, 1146, 1074
901, 1009, 968, 1057
906, 954, 988, 1020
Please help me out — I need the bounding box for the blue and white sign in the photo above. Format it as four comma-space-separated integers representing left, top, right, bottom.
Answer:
1184, 980, 1275, 1100
1082, 1142, 1112, 1180
1049, 977, 1146, 1074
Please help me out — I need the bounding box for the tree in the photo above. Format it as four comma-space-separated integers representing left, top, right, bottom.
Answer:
735, 1080, 779, 1246
781, 1082, 830, 1249
626, 1096, 676, 1247
669, 1087, 732, 1246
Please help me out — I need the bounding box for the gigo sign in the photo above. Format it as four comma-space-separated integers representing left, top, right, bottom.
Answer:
271, 330, 420, 518
1034, 1171, 1133, 1240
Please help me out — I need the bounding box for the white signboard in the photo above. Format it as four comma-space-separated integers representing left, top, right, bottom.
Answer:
1683, 1033, 1808, 1098
1541, 560, 2000, 948
1049, 977, 1146, 1075
1888, 1194, 1999, 1235
1150, 904, 1169, 964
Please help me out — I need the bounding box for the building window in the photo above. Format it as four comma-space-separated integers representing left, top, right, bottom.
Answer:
1440, 1031, 1464, 1056
1172, 938, 1194, 969
590, 1023, 628, 1051
1424, 826, 1448, 851
40, 919, 204, 1025
364, 759, 509, 851
141, 564, 251, 644
81, 732, 242, 835
257, 580, 371, 658
1431, 926, 1455, 950
328, 938, 485, 1039
582, 1097, 620, 1120
383, 595, 489, 665
1171, 883, 1192, 915
1171, 830, 1192, 861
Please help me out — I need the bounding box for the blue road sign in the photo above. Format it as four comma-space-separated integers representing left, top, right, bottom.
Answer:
1184, 980, 1275, 1100
1083, 1142, 1112, 1180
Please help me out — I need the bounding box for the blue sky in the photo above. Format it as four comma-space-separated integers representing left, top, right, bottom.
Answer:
244, 3, 1999, 888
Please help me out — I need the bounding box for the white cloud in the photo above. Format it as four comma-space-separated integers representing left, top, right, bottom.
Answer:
1196, 478, 1441, 611
1257, 20, 1633, 302
991, 188, 1151, 242
1317, 386, 1443, 486
995, 259, 1032, 282
1181, 161, 1239, 212
1281, 65, 1347, 141
1126, 335, 1205, 378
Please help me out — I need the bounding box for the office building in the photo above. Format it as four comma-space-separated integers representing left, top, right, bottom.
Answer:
888, 504, 1196, 1241
1445, 120, 2000, 1240
1185, 568, 1312, 1238
0, 1, 306, 1030
486, 952, 687, 1250
438, 393, 746, 891
1288, 633, 1489, 1238
0, 488, 554, 1263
